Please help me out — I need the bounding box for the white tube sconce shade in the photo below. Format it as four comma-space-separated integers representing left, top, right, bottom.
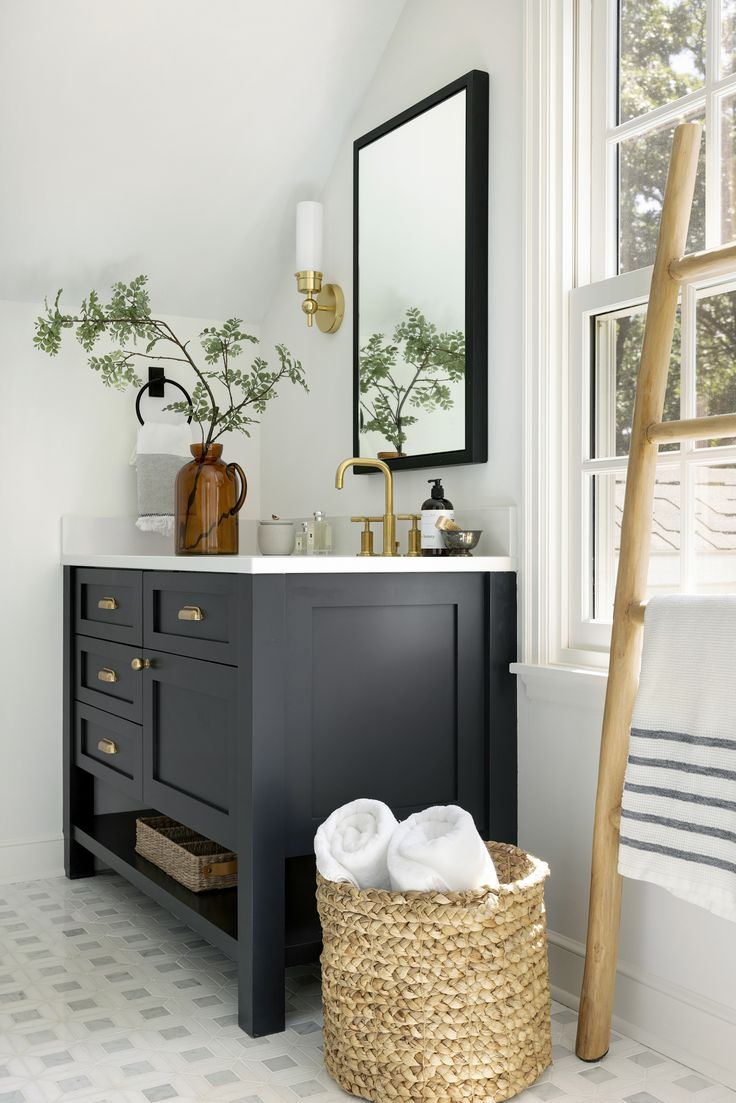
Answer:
294, 200, 344, 334
296, 201, 323, 273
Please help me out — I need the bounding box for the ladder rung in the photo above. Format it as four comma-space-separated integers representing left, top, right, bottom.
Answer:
646, 411, 736, 443
627, 601, 647, 624
669, 240, 736, 282
670, 241, 736, 282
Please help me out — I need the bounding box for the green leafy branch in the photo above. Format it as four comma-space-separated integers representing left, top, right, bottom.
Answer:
34, 276, 308, 449
358, 307, 465, 454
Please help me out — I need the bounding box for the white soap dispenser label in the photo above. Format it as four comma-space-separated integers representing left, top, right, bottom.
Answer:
421, 510, 453, 550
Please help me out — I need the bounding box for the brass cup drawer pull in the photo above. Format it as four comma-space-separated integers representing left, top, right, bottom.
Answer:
97, 667, 118, 684
97, 738, 118, 755
131, 657, 151, 671
97, 597, 118, 611
202, 860, 238, 878
178, 605, 204, 622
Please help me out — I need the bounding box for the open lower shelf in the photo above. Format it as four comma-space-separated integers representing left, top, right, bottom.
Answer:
73, 811, 238, 956
72, 811, 322, 966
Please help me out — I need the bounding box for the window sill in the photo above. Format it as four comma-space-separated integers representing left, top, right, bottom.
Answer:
510, 662, 608, 709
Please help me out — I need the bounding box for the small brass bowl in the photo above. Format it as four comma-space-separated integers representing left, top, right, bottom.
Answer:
440, 529, 482, 556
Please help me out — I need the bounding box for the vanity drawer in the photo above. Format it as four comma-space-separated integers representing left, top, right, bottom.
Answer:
143, 572, 238, 664
74, 703, 142, 800
75, 568, 142, 646
75, 636, 143, 723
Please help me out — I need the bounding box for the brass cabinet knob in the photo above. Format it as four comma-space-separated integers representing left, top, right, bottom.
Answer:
178, 605, 204, 622
97, 667, 118, 684
97, 597, 118, 611
97, 739, 118, 755
131, 657, 151, 671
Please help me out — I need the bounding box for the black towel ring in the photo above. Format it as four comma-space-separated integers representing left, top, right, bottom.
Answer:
135, 377, 193, 425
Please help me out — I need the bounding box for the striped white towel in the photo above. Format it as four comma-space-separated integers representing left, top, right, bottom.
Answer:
619, 595, 736, 922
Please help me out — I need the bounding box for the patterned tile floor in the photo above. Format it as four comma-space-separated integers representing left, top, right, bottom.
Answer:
0, 873, 732, 1103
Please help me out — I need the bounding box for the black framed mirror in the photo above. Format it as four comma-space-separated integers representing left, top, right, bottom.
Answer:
353, 70, 488, 471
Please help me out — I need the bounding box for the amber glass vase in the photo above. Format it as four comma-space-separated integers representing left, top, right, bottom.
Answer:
175, 444, 247, 555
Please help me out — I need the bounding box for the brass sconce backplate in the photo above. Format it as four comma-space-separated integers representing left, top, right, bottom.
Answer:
315, 283, 344, 334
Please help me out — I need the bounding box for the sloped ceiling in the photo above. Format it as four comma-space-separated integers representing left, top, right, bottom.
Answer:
0, 0, 405, 319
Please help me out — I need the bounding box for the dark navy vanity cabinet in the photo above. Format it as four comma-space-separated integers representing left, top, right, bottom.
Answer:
63, 565, 517, 1036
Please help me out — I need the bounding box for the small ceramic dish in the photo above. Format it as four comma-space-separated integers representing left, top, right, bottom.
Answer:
257, 520, 296, 556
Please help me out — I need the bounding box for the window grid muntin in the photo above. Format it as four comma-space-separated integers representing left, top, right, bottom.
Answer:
584, 275, 736, 623
607, 0, 736, 278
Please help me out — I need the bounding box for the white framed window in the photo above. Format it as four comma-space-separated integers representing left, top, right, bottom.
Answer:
566, 0, 736, 662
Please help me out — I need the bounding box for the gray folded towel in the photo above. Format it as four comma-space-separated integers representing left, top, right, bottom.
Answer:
132, 422, 193, 536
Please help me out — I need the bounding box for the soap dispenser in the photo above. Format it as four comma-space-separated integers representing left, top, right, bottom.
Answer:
420, 478, 454, 557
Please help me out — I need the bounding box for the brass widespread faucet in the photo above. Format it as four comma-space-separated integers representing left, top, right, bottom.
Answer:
335, 457, 397, 556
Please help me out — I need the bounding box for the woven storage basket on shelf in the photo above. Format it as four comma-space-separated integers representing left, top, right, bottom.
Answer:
317, 841, 551, 1103
135, 816, 237, 893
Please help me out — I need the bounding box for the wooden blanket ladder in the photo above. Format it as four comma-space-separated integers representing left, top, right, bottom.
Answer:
576, 119, 736, 1061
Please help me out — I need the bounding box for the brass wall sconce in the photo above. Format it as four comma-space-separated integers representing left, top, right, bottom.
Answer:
295, 201, 344, 334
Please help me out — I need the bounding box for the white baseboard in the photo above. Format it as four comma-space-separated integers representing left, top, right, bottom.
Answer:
0, 834, 64, 884
548, 929, 736, 1087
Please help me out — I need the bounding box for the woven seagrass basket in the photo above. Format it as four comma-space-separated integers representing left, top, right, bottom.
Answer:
317, 841, 551, 1103
135, 816, 237, 893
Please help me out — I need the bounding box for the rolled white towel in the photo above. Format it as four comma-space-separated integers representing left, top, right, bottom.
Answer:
387, 805, 499, 893
315, 798, 398, 890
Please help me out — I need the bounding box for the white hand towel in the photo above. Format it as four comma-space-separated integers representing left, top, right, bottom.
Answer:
131, 421, 193, 536
619, 595, 736, 923
314, 798, 398, 890
387, 805, 499, 893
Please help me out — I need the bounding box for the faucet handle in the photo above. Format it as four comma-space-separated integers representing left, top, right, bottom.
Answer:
397, 514, 422, 557
350, 516, 379, 557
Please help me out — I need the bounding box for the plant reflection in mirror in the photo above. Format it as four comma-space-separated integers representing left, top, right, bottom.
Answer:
358, 307, 464, 456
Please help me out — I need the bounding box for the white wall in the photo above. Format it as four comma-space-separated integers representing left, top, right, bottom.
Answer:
0, 301, 260, 879
0, 0, 405, 318
258, 0, 523, 522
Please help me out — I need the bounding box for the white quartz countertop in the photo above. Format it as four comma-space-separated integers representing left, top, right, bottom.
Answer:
61, 551, 516, 574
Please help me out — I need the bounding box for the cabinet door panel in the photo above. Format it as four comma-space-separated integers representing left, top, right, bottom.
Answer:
142, 650, 237, 849
75, 568, 142, 646
285, 573, 490, 855
311, 602, 458, 813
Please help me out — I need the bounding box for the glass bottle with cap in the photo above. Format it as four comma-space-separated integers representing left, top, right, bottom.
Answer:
294, 521, 309, 554
307, 511, 332, 555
